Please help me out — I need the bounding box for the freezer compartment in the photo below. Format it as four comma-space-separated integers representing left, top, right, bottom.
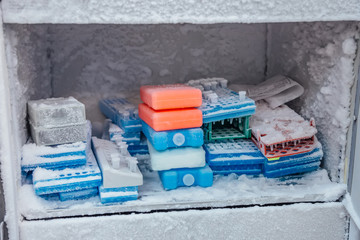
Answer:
3, 22, 359, 220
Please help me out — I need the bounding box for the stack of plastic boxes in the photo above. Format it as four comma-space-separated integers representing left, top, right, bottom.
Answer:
250, 102, 323, 178
22, 97, 102, 201
28, 97, 88, 146
187, 78, 263, 175
138, 84, 213, 190
99, 98, 148, 157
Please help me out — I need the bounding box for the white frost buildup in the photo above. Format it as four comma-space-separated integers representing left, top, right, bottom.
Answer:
18, 168, 346, 221
250, 101, 317, 145
342, 38, 357, 55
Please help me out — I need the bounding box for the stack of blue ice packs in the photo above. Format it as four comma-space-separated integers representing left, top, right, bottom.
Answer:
32, 148, 102, 197
100, 98, 148, 156
203, 139, 266, 175
30, 121, 103, 201
263, 145, 323, 178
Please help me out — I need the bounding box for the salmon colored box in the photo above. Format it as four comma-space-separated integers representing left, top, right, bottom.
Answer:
138, 103, 203, 131
140, 84, 202, 110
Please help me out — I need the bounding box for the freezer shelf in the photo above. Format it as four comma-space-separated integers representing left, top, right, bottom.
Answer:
20, 168, 346, 220
20, 202, 347, 240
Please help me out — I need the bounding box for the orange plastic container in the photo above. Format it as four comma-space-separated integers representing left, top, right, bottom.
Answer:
140, 84, 202, 110
138, 103, 203, 131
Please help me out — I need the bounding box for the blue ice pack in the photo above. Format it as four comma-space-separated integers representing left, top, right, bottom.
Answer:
21, 141, 87, 172
119, 132, 141, 144
141, 121, 204, 151
128, 143, 149, 156
264, 161, 320, 178
99, 98, 142, 133
32, 148, 102, 196
158, 164, 213, 190
203, 139, 266, 166
98, 185, 138, 204
264, 147, 323, 170
187, 79, 256, 123
39, 193, 60, 201
59, 187, 99, 201
263, 147, 323, 178
203, 139, 266, 175
209, 164, 263, 175
127, 135, 149, 156
108, 123, 141, 145
200, 87, 256, 123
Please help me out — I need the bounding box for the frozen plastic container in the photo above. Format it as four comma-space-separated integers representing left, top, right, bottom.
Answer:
27, 97, 86, 128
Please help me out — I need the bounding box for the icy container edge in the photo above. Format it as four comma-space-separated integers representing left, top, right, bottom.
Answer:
0, 8, 20, 240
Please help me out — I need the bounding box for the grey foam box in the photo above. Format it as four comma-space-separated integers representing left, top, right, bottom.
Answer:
30, 122, 87, 146
28, 97, 86, 128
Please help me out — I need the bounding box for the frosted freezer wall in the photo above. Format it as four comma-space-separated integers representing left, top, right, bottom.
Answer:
267, 22, 360, 181
3, 22, 359, 187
